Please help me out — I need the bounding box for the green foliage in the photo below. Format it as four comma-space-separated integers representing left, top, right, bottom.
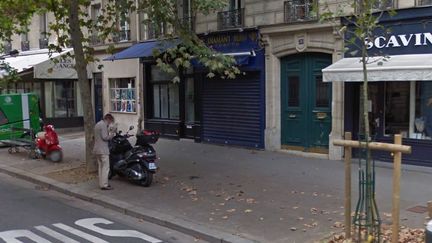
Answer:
0, 0, 238, 83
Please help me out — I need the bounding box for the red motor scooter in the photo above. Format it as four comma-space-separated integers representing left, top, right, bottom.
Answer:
35, 125, 63, 162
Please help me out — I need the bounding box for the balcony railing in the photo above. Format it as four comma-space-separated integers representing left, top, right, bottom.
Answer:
356, 0, 393, 11
113, 29, 131, 42
90, 33, 104, 46
284, 0, 317, 23
39, 38, 49, 49
217, 8, 244, 30
21, 41, 30, 51
417, 0, 432, 6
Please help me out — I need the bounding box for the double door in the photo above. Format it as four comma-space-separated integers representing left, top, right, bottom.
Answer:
281, 53, 332, 152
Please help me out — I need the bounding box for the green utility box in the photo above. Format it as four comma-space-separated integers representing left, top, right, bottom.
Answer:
0, 93, 41, 140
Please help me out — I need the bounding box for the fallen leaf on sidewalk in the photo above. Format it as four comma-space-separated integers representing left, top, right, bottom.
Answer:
209, 218, 213, 221
292, 206, 299, 210
383, 212, 392, 217
333, 221, 344, 228
312, 192, 318, 196
297, 217, 304, 221
226, 209, 236, 213
259, 217, 264, 221
291, 190, 298, 194
219, 202, 225, 206
246, 198, 256, 204
310, 208, 318, 214
290, 227, 297, 231
224, 196, 234, 201
222, 216, 228, 219
244, 209, 253, 213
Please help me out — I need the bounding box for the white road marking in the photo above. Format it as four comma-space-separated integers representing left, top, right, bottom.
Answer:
75, 218, 162, 243
34, 225, 80, 243
0, 229, 52, 243
52, 223, 109, 243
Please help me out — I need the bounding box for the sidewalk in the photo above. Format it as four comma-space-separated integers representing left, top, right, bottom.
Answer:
0, 132, 430, 243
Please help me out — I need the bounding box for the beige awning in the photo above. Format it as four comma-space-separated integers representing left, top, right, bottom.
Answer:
322, 54, 432, 82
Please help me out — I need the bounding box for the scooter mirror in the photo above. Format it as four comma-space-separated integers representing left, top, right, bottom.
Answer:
129, 125, 134, 131
118, 130, 123, 134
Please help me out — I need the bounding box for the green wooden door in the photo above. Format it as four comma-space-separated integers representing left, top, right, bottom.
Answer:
281, 53, 332, 152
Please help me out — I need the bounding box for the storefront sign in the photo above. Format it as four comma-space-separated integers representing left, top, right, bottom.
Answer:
345, 6, 432, 57
201, 29, 261, 52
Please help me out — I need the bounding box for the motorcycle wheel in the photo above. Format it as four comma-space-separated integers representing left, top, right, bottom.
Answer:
48, 150, 63, 162
138, 169, 153, 187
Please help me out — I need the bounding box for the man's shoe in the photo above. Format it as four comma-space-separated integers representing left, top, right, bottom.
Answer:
101, 185, 113, 190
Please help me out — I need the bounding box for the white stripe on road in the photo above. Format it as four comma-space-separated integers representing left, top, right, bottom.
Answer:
34, 225, 80, 243
0, 229, 52, 243
52, 223, 108, 243
75, 218, 162, 243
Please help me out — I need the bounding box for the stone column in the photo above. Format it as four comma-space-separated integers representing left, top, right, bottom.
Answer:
264, 36, 282, 151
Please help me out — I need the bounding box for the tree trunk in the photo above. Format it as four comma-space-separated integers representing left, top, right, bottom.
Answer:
67, 0, 96, 172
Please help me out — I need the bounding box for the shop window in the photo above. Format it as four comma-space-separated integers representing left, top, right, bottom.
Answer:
44, 81, 77, 118
185, 77, 195, 123
150, 66, 179, 120
384, 82, 410, 136
414, 82, 432, 139
109, 78, 136, 113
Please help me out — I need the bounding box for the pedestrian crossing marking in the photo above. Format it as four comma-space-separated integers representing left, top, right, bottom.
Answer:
34, 226, 80, 243
0, 217, 162, 243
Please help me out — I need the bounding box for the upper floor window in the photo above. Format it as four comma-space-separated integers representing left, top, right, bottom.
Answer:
284, 0, 317, 23
39, 13, 49, 49
417, 0, 432, 6
217, 0, 244, 30
113, 0, 131, 42
139, 11, 169, 40
21, 32, 30, 51
179, 0, 194, 31
90, 4, 104, 45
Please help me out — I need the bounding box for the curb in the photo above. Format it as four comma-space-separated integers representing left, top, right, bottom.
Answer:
0, 164, 256, 243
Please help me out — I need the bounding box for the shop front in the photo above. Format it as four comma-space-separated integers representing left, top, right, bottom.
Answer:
323, 6, 432, 166
197, 29, 265, 148
2, 49, 90, 128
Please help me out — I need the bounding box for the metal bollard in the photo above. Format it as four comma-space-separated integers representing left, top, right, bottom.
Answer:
427, 220, 432, 243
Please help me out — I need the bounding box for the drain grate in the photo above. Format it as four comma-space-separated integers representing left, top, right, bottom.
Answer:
406, 205, 428, 214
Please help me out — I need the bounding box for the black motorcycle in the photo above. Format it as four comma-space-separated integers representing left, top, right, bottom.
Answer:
108, 126, 159, 187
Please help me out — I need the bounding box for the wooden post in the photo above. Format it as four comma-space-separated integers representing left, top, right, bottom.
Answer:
344, 132, 352, 239
392, 134, 402, 243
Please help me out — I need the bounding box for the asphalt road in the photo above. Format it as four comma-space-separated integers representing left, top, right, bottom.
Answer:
0, 173, 207, 243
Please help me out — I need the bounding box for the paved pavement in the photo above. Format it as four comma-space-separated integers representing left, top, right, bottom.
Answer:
0, 132, 431, 243
0, 172, 204, 243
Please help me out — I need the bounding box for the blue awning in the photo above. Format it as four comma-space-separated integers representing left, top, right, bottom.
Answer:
104, 39, 180, 61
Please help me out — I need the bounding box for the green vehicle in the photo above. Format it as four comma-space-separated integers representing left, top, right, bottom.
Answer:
0, 93, 41, 141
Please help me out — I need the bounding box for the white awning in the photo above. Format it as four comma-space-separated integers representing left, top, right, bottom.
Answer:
322, 54, 432, 82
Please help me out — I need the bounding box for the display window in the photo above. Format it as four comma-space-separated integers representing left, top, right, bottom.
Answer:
109, 78, 136, 113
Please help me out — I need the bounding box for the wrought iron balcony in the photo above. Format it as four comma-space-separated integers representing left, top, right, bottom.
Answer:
90, 33, 104, 46
21, 41, 30, 51
284, 0, 317, 23
39, 38, 49, 49
113, 29, 131, 42
356, 0, 393, 11
217, 8, 244, 30
417, 0, 432, 6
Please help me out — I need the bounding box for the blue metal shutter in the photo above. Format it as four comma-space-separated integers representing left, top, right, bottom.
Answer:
202, 72, 264, 148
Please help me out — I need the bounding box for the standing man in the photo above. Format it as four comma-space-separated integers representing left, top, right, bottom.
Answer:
93, 113, 115, 190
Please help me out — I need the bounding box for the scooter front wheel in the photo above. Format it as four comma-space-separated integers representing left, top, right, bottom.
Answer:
48, 150, 63, 162
108, 169, 116, 179
138, 170, 153, 187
